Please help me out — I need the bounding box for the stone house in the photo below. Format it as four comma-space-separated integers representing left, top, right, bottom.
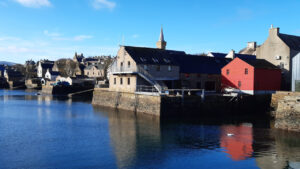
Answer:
245, 26, 300, 91
84, 65, 105, 78
109, 45, 181, 93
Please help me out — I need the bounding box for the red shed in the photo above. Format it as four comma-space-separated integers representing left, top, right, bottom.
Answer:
221, 58, 281, 95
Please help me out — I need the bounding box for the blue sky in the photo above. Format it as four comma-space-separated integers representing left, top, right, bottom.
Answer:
1, 0, 300, 63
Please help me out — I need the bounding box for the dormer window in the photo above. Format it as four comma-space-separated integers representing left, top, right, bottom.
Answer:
140, 57, 147, 62
152, 58, 159, 63
164, 58, 170, 63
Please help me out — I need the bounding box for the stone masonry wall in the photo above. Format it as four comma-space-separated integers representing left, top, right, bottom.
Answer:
92, 89, 161, 116
274, 92, 300, 131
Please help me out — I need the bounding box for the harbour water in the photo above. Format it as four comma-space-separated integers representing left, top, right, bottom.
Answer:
1, 90, 300, 169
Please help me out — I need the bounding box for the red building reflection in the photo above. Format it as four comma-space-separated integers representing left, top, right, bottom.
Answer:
220, 124, 253, 161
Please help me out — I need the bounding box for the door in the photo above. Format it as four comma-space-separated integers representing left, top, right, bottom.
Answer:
295, 80, 300, 92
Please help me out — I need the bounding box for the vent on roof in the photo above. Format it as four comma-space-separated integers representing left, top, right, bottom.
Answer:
275, 56, 281, 60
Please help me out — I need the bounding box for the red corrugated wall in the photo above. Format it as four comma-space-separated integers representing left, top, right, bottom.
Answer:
221, 58, 254, 90
221, 57, 281, 92
254, 69, 281, 91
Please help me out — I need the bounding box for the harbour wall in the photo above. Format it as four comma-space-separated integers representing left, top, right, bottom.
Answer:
273, 92, 300, 131
92, 88, 271, 117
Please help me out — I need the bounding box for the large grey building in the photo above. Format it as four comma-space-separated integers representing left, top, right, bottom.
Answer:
248, 26, 300, 91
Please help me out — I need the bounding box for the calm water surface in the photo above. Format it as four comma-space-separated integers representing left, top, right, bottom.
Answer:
1, 90, 300, 169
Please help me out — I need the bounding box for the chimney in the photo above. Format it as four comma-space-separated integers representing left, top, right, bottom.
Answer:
269, 25, 280, 36
247, 42, 257, 50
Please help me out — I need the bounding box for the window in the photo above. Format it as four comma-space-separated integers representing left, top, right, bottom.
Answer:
120, 62, 123, 67
114, 78, 116, 85
128, 78, 130, 85
156, 65, 160, 71
238, 81, 242, 88
140, 57, 147, 62
120, 78, 123, 85
280, 62, 284, 69
128, 61, 131, 68
245, 68, 248, 75
226, 69, 230, 75
87, 72, 89, 75
168, 65, 172, 71
185, 74, 190, 78
152, 58, 159, 63
164, 58, 170, 63
144, 65, 148, 70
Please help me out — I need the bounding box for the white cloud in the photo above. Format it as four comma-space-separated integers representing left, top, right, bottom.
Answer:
0, 36, 21, 41
74, 35, 93, 41
14, 0, 51, 8
92, 0, 116, 10
43, 30, 61, 37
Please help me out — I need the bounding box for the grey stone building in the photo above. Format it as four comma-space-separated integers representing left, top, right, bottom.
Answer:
255, 26, 300, 91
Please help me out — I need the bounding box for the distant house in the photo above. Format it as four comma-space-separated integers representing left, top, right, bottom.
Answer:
221, 57, 281, 95
73, 52, 84, 63
84, 65, 104, 78
0, 65, 5, 77
4, 68, 25, 88
37, 60, 54, 78
254, 26, 300, 91
45, 69, 60, 81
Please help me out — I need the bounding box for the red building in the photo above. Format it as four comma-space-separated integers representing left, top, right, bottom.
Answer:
221, 58, 281, 95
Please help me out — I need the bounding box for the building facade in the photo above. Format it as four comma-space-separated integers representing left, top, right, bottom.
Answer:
221, 57, 281, 95
254, 26, 300, 91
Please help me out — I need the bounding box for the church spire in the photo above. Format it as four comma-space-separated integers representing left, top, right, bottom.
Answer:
159, 27, 165, 42
156, 26, 167, 50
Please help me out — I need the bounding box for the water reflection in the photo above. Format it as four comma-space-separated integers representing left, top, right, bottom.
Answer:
220, 124, 253, 161
94, 107, 162, 169
2, 90, 300, 169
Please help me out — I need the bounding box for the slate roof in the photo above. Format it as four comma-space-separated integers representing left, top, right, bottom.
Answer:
50, 71, 60, 76
279, 33, 300, 51
124, 46, 185, 65
240, 58, 279, 69
84, 58, 99, 62
41, 62, 54, 69
171, 54, 231, 74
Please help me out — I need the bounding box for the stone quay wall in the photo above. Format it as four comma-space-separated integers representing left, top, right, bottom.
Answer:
92, 89, 271, 117
274, 92, 300, 131
92, 89, 161, 116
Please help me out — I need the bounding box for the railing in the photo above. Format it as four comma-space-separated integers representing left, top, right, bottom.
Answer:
136, 85, 158, 93
111, 66, 137, 73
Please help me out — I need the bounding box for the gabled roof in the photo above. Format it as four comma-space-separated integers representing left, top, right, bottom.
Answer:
171, 54, 231, 74
240, 58, 279, 69
278, 33, 300, 51
124, 46, 184, 65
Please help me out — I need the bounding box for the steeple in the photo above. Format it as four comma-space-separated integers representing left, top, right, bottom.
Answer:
156, 26, 167, 50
